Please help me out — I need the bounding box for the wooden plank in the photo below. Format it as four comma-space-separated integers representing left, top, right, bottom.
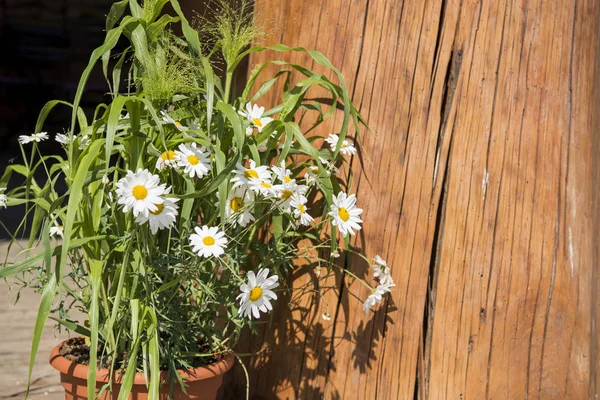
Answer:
224, 0, 599, 398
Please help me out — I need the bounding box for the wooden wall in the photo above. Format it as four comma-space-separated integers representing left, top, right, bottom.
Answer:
220, 0, 600, 398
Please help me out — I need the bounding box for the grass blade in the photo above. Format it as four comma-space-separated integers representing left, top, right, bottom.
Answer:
25, 274, 56, 399
87, 259, 103, 399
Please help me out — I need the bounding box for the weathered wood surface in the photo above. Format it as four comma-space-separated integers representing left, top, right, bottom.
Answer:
224, 0, 600, 398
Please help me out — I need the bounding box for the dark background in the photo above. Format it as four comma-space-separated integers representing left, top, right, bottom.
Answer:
0, 0, 116, 147
0, 0, 231, 238
0, 0, 117, 237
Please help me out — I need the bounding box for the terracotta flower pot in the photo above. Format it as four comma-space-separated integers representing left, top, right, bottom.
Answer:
49, 341, 235, 400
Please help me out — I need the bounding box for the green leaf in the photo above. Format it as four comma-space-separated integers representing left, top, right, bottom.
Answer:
36, 100, 87, 134
117, 342, 139, 400
216, 101, 244, 150
146, 0, 170, 22
147, 308, 160, 399
168, 0, 202, 55
129, 0, 144, 18
130, 22, 151, 66
49, 317, 92, 337
25, 274, 56, 399
87, 259, 103, 399
147, 14, 179, 42
0, 236, 108, 279
273, 215, 283, 242
176, 154, 239, 199
105, 96, 129, 171
106, 0, 130, 31
57, 139, 105, 286
112, 46, 131, 97
202, 57, 216, 135
71, 19, 134, 135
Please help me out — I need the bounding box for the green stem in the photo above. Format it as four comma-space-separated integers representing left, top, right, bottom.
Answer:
234, 352, 250, 400
330, 263, 373, 291
223, 71, 233, 104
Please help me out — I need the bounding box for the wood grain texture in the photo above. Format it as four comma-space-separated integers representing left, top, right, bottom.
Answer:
223, 0, 600, 398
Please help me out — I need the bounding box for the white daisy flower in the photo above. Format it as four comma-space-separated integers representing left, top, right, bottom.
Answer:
248, 177, 277, 198
78, 135, 91, 150
238, 102, 273, 133
155, 150, 179, 171
319, 157, 340, 174
189, 225, 228, 258
135, 196, 179, 234
304, 166, 320, 186
18, 132, 48, 144
325, 134, 357, 156
322, 312, 332, 321
372, 255, 393, 285
101, 175, 110, 185
291, 194, 314, 226
161, 110, 188, 131
237, 268, 279, 320
331, 250, 340, 259
0, 188, 7, 208
115, 169, 167, 217
49, 224, 64, 237
230, 160, 271, 189
363, 282, 395, 314
226, 186, 255, 228
55, 133, 76, 145
304, 158, 336, 186
274, 180, 308, 211
314, 266, 322, 277
176, 143, 211, 179
328, 192, 363, 236
271, 161, 293, 183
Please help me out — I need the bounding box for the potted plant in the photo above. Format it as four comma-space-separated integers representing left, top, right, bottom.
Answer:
0, 0, 394, 399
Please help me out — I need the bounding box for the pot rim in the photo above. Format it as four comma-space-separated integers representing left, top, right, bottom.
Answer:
49, 339, 235, 385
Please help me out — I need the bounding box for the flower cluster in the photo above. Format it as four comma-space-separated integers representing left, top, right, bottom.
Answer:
0, 2, 389, 393
363, 256, 395, 313
9, 99, 390, 323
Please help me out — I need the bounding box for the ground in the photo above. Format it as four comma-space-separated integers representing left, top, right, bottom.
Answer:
0, 241, 67, 400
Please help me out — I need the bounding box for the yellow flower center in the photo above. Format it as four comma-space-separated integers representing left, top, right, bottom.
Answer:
261, 182, 272, 189
188, 155, 199, 165
244, 169, 259, 179
338, 207, 350, 222
284, 176, 292, 183
175, 121, 183, 128
150, 203, 164, 215
298, 204, 306, 214
203, 236, 215, 246
132, 185, 148, 200
252, 118, 263, 127
342, 141, 348, 147
281, 189, 293, 200
161, 150, 177, 160
249, 286, 263, 302
230, 197, 243, 212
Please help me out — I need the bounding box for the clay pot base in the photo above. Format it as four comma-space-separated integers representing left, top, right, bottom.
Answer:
49, 341, 235, 400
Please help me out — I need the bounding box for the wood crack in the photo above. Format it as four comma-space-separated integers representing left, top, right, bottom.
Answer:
418, 34, 463, 398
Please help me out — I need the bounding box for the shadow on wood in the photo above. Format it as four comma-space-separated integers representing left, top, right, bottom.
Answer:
222, 0, 600, 398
